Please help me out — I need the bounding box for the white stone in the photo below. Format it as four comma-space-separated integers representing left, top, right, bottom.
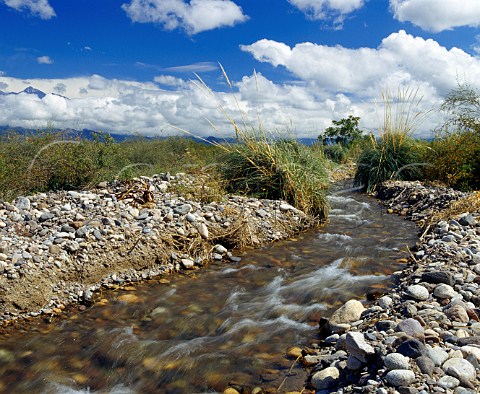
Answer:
385, 370, 415, 387
345, 332, 375, 363
433, 283, 456, 299
384, 353, 410, 370
442, 357, 476, 385
405, 284, 429, 301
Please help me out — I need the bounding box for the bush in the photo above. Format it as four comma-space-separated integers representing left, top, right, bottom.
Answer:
424, 130, 480, 190
219, 137, 330, 220
322, 143, 347, 163
354, 88, 429, 192
355, 133, 426, 193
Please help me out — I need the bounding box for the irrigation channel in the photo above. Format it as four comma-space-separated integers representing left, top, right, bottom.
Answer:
0, 184, 418, 393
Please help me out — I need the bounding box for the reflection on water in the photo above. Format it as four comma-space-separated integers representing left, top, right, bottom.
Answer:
0, 187, 417, 393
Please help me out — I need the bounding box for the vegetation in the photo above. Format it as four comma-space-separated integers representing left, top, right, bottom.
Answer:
422, 83, 480, 191
0, 131, 221, 201
320, 115, 363, 146
354, 88, 430, 192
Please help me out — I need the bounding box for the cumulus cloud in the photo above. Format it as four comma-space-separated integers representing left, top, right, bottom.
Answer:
37, 55, 53, 64
390, 0, 480, 32
3, 0, 55, 19
240, 30, 480, 98
122, 0, 248, 34
2, 31, 480, 139
288, 0, 364, 27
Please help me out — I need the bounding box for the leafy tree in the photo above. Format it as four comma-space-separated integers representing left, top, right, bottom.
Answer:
320, 115, 363, 146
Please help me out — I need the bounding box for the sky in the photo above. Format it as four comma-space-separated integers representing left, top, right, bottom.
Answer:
1, 0, 480, 138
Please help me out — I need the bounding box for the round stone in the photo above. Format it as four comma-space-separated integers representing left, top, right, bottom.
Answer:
385, 369, 416, 387
311, 367, 340, 390
434, 283, 456, 299
405, 285, 429, 301
384, 353, 410, 370
437, 375, 460, 389
442, 358, 476, 385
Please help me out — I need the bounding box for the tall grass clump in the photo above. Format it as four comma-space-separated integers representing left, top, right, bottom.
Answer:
190, 67, 330, 221
355, 88, 429, 192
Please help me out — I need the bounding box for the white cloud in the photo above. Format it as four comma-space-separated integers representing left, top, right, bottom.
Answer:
122, 0, 248, 34
241, 30, 480, 98
37, 55, 53, 64
2, 30, 480, 139
3, 0, 55, 19
154, 75, 190, 88
390, 0, 480, 32
288, 0, 364, 27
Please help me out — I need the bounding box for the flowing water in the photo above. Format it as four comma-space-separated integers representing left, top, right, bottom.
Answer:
0, 187, 417, 393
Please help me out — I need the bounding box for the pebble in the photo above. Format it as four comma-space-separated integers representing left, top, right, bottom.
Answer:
303, 181, 480, 394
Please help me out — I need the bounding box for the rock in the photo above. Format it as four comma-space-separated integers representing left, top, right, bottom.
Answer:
310, 367, 340, 390
459, 214, 476, 227
426, 346, 449, 367
39, 212, 55, 222
64, 241, 80, 253
396, 338, 427, 358
437, 375, 460, 389
384, 353, 410, 370
457, 336, 480, 346
385, 370, 416, 387
405, 285, 429, 301
345, 332, 375, 363
174, 204, 192, 215
197, 223, 209, 239
287, 347, 302, 359
214, 244, 228, 254
434, 283, 456, 299
223, 388, 240, 394
117, 294, 139, 303
378, 296, 393, 309
460, 346, 480, 362
421, 271, 455, 286
346, 355, 364, 370
15, 197, 31, 211
396, 318, 425, 341
181, 259, 195, 269
48, 244, 61, 255
442, 358, 476, 386
416, 356, 435, 376
446, 304, 470, 323
329, 299, 365, 333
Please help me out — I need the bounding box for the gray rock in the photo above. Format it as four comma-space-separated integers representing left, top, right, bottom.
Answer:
416, 356, 435, 376
346, 355, 364, 370
310, 367, 340, 390
174, 204, 192, 215
378, 295, 393, 309
93, 229, 103, 240
64, 241, 80, 253
48, 244, 61, 255
345, 331, 375, 363
181, 259, 195, 269
434, 283, 456, 299
255, 209, 268, 218
385, 369, 416, 387
197, 223, 209, 239
437, 375, 460, 389
396, 318, 425, 341
459, 214, 476, 227
457, 336, 480, 346
186, 213, 196, 222
442, 358, 476, 386
384, 353, 410, 370
15, 197, 31, 211
39, 212, 55, 222
214, 244, 228, 254
405, 285, 429, 301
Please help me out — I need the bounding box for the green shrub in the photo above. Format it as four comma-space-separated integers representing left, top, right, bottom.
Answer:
219, 137, 330, 220
354, 88, 430, 192
355, 133, 426, 193
322, 143, 347, 163
424, 129, 480, 191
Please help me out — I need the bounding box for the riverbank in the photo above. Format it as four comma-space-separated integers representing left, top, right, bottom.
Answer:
301, 180, 480, 393
0, 173, 314, 324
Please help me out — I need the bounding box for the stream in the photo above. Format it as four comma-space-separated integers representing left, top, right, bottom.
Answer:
0, 186, 418, 393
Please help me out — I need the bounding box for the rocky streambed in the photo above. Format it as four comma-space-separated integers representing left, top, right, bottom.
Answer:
301, 181, 480, 394
0, 173, 312, 324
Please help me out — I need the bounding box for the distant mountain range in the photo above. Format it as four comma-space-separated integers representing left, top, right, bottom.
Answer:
0, 86, 319, 145
0, 86, 68, 100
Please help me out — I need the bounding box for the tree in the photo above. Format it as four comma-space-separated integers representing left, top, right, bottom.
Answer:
320, 115, 363, 146
440, 82, 480, 132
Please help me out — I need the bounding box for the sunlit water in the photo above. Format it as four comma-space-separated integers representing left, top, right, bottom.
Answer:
0, 186, 417, 393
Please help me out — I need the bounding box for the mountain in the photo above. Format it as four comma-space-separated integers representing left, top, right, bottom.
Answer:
0, 86, 50, 99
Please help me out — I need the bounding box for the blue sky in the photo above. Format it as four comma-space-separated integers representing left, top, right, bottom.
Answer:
1, 0, 480, 137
